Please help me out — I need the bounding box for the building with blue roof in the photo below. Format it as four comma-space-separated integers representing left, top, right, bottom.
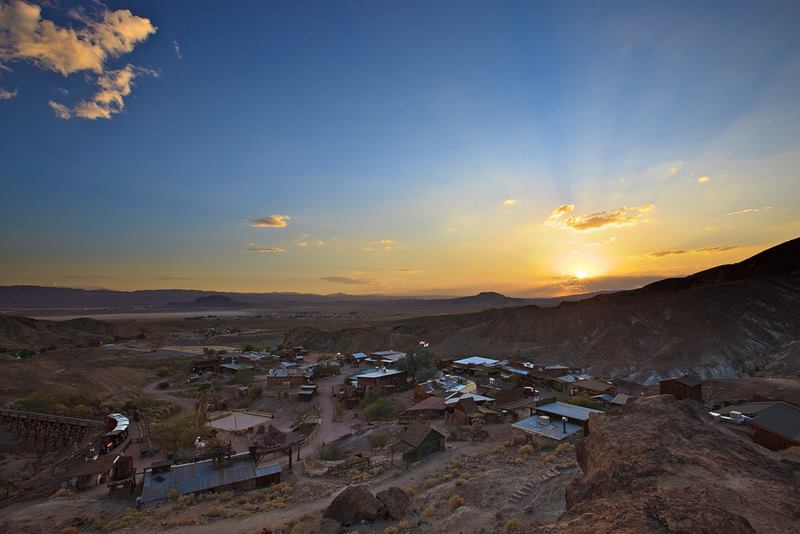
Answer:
140, 452, 281, 504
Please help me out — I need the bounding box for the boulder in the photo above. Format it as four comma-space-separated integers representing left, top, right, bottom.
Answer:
376, 487, 411, 520
323, 485, 386, 526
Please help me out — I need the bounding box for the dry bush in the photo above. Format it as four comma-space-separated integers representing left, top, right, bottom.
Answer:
60, 528, 79, 534
384, 527, 399, 534
422, 506, 436, 518
167, 487, 179, 500
555, 442, 575, 456
540, 452, 553, 463
102, 508, 149, 532
517, 444, 534, 455
455, 477, 467, 486
398, 520, 411, 529
505, 518, 522, 532
51, 488, 73, 499
403, 483, 417, 496
785, 446, 800, 457
451, 458, 462, 469
448, 494, 464, 511
423, 477, 439, 489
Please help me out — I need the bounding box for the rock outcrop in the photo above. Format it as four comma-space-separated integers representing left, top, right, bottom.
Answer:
322, 485, 386, 526
376, 486, 411, 520
529, 395, 800, 533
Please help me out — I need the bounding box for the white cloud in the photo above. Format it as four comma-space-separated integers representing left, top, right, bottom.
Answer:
726, 206, 774, 216
0, 87, 17, 99
48, 100, 71, 119
503, 198, 518, 206
172, 40, 182, 59
697, 175, 711, 183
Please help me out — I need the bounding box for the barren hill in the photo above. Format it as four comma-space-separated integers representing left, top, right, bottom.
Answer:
528, 395, 800, 533
285, 237, 800, 382
0, 315, 121, 350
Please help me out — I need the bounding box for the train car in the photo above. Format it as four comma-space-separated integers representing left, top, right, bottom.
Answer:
102, 413, 130, 452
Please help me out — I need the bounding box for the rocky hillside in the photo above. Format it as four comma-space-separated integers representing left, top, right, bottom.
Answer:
0, 315, 121, 350
528, 395, 800, 533
286, 237, 800, 383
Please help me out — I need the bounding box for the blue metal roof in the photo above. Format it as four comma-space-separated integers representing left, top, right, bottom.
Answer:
512, 415, 582, 441
352, 352, 368, 359
141, 453, 281, 504
454, 356, 499, 366
536, 401, 603, 421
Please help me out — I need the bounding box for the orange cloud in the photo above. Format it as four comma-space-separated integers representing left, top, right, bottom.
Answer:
246, 246, 285, 253
546, 204, 653, 231
647, 245, 740, 258
247, 214, 290, 228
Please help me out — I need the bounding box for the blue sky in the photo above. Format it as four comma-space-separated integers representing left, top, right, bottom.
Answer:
1, 0, 799, 295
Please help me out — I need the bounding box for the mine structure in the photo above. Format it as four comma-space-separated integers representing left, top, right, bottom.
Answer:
0, 408, 105, 450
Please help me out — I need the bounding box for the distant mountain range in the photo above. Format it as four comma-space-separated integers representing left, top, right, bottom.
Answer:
0, 285, 601, 312
284, 237, 800, 383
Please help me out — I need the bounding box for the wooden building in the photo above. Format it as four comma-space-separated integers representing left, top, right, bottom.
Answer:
355, 368, 407, 391
401, 396, 448, 420
749, 402, 800, 451
659, 375, 702, 402
265, 368, 307, 387
391, 424, 446, 463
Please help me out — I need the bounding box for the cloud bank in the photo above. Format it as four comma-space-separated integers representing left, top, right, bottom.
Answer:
320, 275, 374, 285
0, 87, 16, 99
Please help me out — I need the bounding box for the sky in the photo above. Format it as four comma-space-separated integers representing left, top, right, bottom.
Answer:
1, 0, 799, 297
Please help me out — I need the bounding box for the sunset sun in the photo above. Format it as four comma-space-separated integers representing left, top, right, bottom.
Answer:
576, 270, 588, 280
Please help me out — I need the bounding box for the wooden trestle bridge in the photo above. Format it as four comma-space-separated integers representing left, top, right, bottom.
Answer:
0, 408, 105, 450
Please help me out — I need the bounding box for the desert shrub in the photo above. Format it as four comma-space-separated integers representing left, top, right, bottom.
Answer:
319, 443, 346, 461
455, 477, 467, 486
785, 446, 800, 457
362, 396, 396, 420
421, 506, 436, 518
448, 494, 464, 511
423, 477, 439, 489
247, 385, 263, 400
505, 518, 522, 532
51, 488, 73, 499
235, 368, 255, 385
315, 363, 340, 377
60, 528, 79, 534
402, 483, 417, 496
555, 442, 575, 456
540, 452, 553, 463
167, 488, 180, 501
384, 527, 399, 534
368, 431, 390, 450
518, 444, 534, 455
398, 520, 411, 529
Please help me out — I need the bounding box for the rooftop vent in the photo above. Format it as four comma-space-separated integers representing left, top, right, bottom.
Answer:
539, 415, 551, 426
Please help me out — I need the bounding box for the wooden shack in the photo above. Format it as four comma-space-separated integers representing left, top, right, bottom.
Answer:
659, 375, 702, 402
749, 402, 800, 451
391, 424, 446, 463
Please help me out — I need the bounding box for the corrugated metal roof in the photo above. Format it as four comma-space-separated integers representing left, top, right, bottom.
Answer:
454, 356, 499, 366
141, 453, 281, 504
536, 401, 603, 421
512, 415, 581, 441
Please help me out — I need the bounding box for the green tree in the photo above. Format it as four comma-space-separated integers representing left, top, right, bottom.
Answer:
396, 347, 439, 382
235, 368, 255, 385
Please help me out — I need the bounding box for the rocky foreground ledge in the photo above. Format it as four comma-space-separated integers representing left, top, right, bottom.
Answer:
528, 395, 800, 533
